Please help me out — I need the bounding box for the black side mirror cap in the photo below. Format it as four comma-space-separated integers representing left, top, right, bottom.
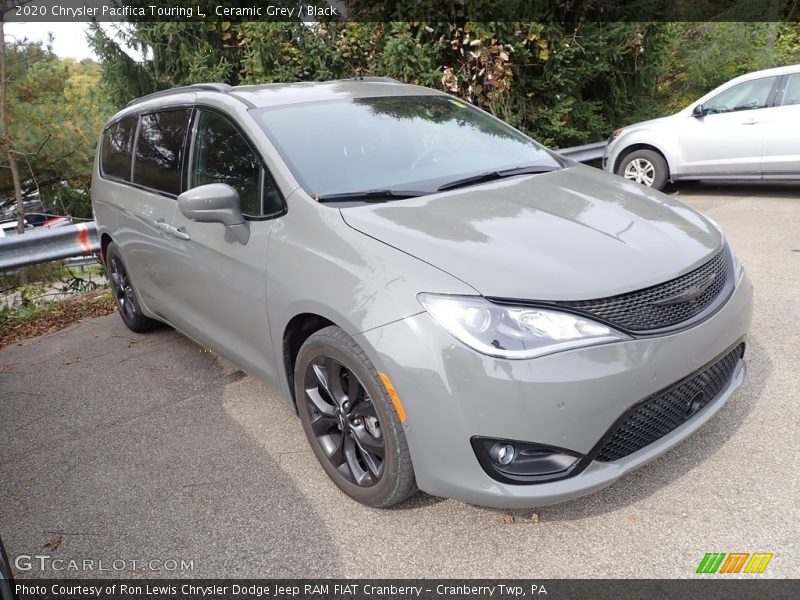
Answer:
692, 104, 705, 117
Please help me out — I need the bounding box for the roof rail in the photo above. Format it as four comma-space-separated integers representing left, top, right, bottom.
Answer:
349, 76, 400, 83
125, 83, 233, 108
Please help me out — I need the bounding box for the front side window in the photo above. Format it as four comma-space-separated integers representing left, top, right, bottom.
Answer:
190, 111, 280, 216
101, 116, 137, 181
255, 95, 561, 198
132, 110, 191, 195
780, 73, 800, 106
703, 76, 777, 114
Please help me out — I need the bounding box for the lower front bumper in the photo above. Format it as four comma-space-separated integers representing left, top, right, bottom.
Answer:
357, 270, 753, 508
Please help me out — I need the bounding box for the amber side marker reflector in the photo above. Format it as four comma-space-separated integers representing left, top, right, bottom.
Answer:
379, 371, 407, 423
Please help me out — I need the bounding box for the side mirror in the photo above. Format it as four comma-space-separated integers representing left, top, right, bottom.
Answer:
692, 104, 705, 117
177, 183, 249, 244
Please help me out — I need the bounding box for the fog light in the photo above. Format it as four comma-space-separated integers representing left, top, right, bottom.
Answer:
491, 443, 515, 465
472, 436, 585, 484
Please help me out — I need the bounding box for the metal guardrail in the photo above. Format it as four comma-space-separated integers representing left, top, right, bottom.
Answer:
0, 222, 100, 270
557, 141, 606, 163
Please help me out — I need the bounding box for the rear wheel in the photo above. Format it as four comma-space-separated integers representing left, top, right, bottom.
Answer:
105, 242, 160, 333
295, 326, 416, 507
617, 149, 668, 191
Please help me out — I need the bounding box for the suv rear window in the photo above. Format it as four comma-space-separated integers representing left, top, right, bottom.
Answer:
100, 117, 137, 181
132, 110, 191, 195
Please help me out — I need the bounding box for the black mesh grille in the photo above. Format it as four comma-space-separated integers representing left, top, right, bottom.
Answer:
560, 249, 729, 332
595, 343, 744, 462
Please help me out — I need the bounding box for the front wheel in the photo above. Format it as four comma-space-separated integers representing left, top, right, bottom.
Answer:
617, 149, 668, 191
295, 326, 417, 507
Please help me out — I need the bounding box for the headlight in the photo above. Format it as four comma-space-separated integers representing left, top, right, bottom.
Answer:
418, 294, 629, 360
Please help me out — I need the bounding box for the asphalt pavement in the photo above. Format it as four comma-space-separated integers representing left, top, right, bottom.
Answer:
1, 183, 798, 578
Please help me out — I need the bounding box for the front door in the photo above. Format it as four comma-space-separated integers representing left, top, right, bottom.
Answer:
677, 75, 778, 178
165, 109, 285, 382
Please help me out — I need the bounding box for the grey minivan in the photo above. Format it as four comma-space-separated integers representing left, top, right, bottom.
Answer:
92, 79, 753, 508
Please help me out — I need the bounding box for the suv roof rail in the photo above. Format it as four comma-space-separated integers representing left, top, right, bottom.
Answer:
349, 76, 400, 83
125, 83, 233, 108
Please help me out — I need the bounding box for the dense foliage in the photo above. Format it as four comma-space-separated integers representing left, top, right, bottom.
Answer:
89, 20, 670, 147
0, 39, 111, 218
1, 17, 797, 221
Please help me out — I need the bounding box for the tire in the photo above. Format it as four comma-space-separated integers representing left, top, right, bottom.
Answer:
617, 149, 669, 191
105, 242, 161, 333
295, 326, 417, 507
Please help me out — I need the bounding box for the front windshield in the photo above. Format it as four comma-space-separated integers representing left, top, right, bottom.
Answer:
255, 95, 561, 197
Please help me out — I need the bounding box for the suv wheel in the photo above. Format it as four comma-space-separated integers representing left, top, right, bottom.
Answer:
295, 326, 417, 507
617, 149, 668, 190
105, 242, 160, 333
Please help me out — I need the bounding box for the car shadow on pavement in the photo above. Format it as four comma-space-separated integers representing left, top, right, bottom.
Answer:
529, 334, 772, 522
0, 316, 342, 578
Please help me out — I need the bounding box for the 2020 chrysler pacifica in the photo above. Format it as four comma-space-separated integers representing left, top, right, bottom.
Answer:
91, 79, 753, 508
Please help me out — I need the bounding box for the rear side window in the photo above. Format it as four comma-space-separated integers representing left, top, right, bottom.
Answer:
780, 73, 800, 106
133, 110, 191, 195
100, 117, 137, 181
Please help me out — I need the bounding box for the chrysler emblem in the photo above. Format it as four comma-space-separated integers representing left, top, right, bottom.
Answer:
651, 273, 717, 307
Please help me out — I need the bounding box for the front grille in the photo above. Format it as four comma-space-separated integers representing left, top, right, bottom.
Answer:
559, 248, 729, 332
595, 343, 744, 462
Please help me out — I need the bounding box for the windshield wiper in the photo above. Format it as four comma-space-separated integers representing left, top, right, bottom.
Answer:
315, 189, 428, 203
436, 165, 559, 192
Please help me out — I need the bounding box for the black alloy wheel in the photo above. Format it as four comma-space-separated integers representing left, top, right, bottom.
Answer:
303, 355, 385, 487
295, 326, 416, 507
109, 254, 137, 323
105, 242, 160, 333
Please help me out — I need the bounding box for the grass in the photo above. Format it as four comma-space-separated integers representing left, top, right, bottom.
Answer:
0, 289, 117, 349
0, 261, 104, 292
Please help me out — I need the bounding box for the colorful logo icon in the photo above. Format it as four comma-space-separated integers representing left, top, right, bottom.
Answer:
696, 552, 773, 574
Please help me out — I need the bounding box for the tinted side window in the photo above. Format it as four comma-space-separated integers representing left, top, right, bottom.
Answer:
190, 111, 282, 216
780, 73, 800, 106
133, 110, 191, 195
704, 76, 777, 114
100, 117, 137, 181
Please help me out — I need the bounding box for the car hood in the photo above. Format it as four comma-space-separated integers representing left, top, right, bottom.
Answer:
619, 114, 676, 132
339, 165, 722, 301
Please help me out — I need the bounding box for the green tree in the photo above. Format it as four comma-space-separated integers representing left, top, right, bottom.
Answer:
91, 17, 671, 147
0, 35, 111, 220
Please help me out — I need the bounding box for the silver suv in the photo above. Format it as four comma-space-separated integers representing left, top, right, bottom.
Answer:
605, 64, 800, 190
92, 79, 752, 508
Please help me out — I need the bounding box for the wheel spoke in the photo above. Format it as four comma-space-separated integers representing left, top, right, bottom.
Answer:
343, 434, 372, 486
354, 438, 383, 478
353, 425, 385, 458
305, 387, 337, 418
325, 431, 346, 467
311, 361, 333, 403
310, 410, 337, 436
324, 357, 346, 406
122, 299, 135, 320
351, 398, 378, 420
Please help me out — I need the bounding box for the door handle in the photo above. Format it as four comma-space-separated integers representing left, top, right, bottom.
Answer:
741, 119, 760, 125
155, 219, 171, 232
169, 225, 191, 240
